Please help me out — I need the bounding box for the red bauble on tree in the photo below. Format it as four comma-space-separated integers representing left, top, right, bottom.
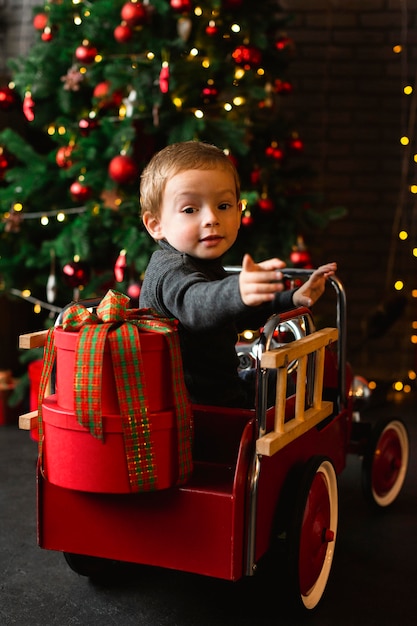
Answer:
0, 86, 17, 110
41, 28, 53, 42
205, 21, 218, 36
78, 117, 98, 136
258, 196, 274, 212
121, 2, 147, 26
114, 24, 133, 43
114, 250, 127, 282
241, 212, 254, 227
232, 45, 262, 69
56, 145, 74, 169
265, 143, 284, 160
170, 0, 192, 12
290, 238, 313, 268
62, 260, 90, 289
274, 79, 293, 94
33, 13, 48, 30
23, 93, 35, 121
75, 42, 98, 64
108, 155, 138, 185
70, 180, 92, 203
93, 81, 123, 109
127, 281, 141, 300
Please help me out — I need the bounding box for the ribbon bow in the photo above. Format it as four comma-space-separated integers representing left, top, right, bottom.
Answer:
38, 290, 193, 492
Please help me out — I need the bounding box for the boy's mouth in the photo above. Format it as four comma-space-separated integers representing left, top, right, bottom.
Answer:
200, 234, 223, 243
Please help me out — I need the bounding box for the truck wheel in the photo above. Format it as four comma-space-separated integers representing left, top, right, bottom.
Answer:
63, 552, 117, 579
286, 456, 338, 611
362, 418, 409, 508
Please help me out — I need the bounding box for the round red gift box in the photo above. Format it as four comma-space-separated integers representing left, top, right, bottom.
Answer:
42, 395, 178, 493
54, 326, 174, 414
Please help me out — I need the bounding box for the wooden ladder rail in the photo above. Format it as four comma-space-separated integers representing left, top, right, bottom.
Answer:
256, 327, 338, 457
18, 330, 49, 431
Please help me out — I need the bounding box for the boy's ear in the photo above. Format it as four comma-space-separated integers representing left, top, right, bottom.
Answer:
142, 211, 164, 240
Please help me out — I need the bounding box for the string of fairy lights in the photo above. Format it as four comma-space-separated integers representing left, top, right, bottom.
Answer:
384, 0, 417, 396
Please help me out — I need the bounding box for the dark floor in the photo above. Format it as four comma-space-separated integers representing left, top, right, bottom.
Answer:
1, 391, 416, 626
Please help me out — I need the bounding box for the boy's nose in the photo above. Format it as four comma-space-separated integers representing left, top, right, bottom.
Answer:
203, 207, 220, 226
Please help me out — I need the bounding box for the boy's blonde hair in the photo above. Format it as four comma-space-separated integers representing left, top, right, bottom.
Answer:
140, 141, 241, 218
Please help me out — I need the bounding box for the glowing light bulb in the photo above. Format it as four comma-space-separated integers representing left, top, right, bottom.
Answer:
194, 109, 204, 118
394, 280, 404, 290
404, 85, 413, 95
393, 44, 402, 53
399, 230, 408, 240
41, 216, 49, 226
393, 381, 403, 391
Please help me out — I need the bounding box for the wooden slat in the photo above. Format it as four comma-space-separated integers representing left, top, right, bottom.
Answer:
19, 410, 38, 430
19, 330, 48, 349
256, 401, 334, 456
261, 327, 338, 369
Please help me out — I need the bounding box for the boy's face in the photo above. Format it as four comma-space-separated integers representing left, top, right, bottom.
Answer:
143, 167, 242, 260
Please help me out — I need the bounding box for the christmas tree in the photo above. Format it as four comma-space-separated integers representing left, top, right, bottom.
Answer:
0, 0, 343, 312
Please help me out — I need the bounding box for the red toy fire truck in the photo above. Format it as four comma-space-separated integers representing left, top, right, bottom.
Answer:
19, 269, 409, 612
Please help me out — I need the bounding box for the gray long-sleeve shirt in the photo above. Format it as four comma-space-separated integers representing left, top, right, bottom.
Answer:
139, 240, 295, 407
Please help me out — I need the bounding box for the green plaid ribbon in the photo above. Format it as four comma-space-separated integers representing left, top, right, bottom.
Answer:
37, 289, 193, 492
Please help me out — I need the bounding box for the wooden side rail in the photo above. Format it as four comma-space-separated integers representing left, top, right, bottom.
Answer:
18, 330, 49, 431
256, 327, 338, 457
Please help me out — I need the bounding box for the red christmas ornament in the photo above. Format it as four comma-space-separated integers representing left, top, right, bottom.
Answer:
33, 13, 48, 30
75, 43, 98, 64
0, 86, 16, 110
275, 36, 294, 51
201, 85, 219, 102
274, 79, 293, 94
70, 181, 92, 203
62, 261, 90, 289
127, 282, 141, 300
265, 144, 284, 160
288, 135, 304, 152
78, 117, 98, 135
0, 150, 12, 179
205, 21, 218, 36
159, 64, 170, 94
93, 81, 123, 108
23, 93, 35, 121
114, 251, 127, 282
170, 0, 192, 12
114, 24, 133, 43
232, 45, 262, 69
258, 197, 274, 212
121, 2, 147, 26
56, 145, 74, 169
41, 29, 53, 42
290, 249, 312, 268
108, 155, 138, 185
241, 213, 254, 227
250, 168, 261, 185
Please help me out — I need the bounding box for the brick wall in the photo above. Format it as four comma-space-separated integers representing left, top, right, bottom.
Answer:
280, 0, 417, 383
1, 0, 416, 382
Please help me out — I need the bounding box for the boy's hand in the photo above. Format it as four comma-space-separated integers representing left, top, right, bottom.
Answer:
292, 262, 337, 307
239, 254, 286, 306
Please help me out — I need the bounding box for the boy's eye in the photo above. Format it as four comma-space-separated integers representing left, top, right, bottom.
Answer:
218, 203, 231, 211
182, 206, 196, 214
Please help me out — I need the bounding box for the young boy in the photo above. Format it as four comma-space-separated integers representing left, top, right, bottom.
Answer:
139, 141, 336, 408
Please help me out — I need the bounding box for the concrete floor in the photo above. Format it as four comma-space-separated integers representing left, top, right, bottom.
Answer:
1, 392, 416, 626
